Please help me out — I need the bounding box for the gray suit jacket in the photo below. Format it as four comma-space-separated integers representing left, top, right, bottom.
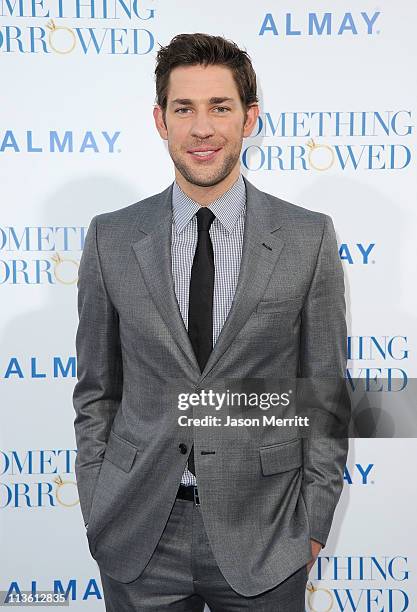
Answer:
73, 175, 349, 596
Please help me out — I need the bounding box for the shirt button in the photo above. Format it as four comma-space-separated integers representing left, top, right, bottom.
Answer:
179, 443, 188, 454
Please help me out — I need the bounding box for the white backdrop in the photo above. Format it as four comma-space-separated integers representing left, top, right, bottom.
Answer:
1, 1, 416, 609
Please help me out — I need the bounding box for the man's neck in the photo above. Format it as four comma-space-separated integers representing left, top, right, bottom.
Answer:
174, 168, 241, 206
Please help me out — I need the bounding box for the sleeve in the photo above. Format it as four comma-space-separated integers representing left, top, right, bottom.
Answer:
298, 214, 351, 548
72, 215, 123, 527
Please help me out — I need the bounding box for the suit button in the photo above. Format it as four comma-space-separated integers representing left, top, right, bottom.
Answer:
179, 443, 188, 454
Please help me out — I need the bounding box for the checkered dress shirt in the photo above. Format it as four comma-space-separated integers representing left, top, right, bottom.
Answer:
171, 173, 247, 486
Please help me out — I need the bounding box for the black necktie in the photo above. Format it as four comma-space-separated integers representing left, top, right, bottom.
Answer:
187, 207, 215, 476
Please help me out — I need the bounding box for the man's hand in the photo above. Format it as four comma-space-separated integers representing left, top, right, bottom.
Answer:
307, 539, 322, 574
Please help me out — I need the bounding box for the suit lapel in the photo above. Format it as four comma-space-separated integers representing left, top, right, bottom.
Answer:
131, 185, 201, 374
131, 176, 285, 381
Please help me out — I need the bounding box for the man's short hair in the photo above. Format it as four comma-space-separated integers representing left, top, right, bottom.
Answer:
154, 32, 258, 123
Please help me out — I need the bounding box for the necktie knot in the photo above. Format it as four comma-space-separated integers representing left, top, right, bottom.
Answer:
196, 207, 215, 232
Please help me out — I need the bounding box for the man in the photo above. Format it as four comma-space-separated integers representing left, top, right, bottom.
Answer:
73, 33, 350, 611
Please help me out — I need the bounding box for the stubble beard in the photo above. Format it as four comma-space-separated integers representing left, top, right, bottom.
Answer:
169, 141, 242, 188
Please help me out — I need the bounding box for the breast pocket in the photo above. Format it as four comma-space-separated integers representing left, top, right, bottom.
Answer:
255, 296, 304, 315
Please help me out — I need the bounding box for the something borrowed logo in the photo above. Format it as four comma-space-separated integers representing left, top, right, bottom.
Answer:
346, 336, 415, 438
0, 448, 78, 509
347, 335, 408, 391
244, 111, 413, 172
0, 0, 155, 54
306, 555, 409, 611
0, 225, 86, 285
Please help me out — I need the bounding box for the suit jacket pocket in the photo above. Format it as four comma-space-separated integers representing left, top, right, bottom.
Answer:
86, 431, 139, 546
103, 430, 138, 473
259, 438, 303, 475
255, 296, 304, 314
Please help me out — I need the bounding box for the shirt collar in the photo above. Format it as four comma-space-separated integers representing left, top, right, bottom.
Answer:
172, 173, 246, 235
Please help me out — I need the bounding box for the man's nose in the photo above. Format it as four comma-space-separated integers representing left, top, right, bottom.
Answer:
190, 113, 215, 139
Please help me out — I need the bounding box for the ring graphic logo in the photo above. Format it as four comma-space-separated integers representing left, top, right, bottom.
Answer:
0, 130, 121, 153
258, 11, 381, 37
0, 448, 78, 509
306, 555, 409, 611
0, 0, 155, 54
243, 111, 413, 172
0, 225, 85, 285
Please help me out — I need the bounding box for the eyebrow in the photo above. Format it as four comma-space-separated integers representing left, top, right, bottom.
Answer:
170, 97, 235, 106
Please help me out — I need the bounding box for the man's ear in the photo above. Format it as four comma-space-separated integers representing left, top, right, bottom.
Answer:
243, 104, 260, 138
153, 105, 168, 140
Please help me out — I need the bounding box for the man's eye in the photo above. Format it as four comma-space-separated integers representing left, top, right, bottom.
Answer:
213, 107, 230, 113
175, 108, 191, 114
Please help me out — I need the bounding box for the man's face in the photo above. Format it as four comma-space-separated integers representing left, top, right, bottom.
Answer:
153, 64, 258, 188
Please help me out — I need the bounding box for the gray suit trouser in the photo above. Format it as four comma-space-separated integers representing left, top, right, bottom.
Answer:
99, 496, 308, 611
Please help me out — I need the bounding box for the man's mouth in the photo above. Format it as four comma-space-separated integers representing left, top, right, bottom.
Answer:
187, 147, 222, 161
